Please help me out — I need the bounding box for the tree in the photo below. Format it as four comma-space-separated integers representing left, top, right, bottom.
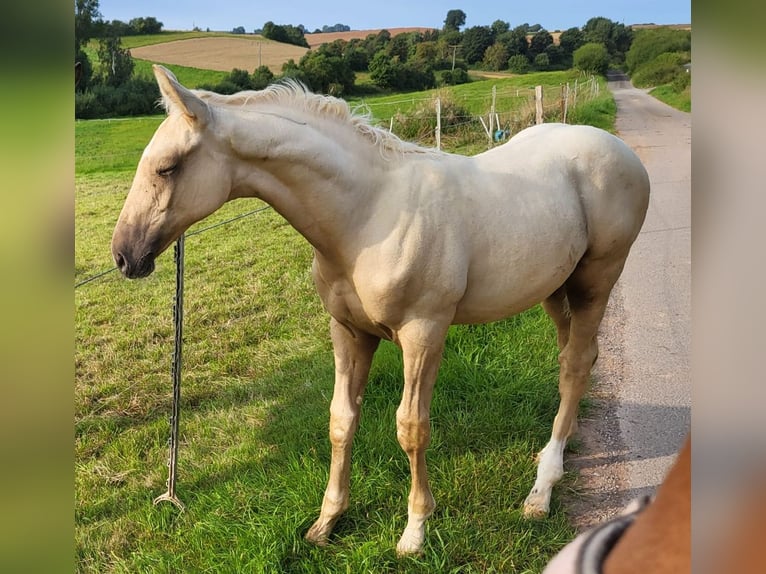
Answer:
461, 25, 494, 65
558, 27, 585, 56
299, 51, 355, 94
262, 21, 309, 48
490, 20, 509, 36
528, 29, 553, 59
498, 28, 529, 58
544, 44, 566, 68
129, 17, 163, 34
96, 36, 134, 86
369, 52, 396, 88
387, 33, 411, 62
483, 42, 509, 71
582, 17, 633, 64
343, 43, 369, 72
75, 0, 101, 51
232, 26, 246, 34
444, 9, 466, 32
573, 42, 609, 75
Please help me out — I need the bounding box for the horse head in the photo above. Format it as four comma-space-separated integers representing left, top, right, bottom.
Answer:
111, 65, 231, 278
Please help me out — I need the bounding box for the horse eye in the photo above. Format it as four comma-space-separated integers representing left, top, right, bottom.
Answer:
157, 164, 177, 177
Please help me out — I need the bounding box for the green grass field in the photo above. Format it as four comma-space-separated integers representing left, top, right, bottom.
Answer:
649, 83, 691, 112
75, 70, 617, 572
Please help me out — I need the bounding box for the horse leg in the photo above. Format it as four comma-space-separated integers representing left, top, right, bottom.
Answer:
542, 285, 571, 352
524, 256, 627, 518
305, 318, 380, 545
394, 319, 448, 555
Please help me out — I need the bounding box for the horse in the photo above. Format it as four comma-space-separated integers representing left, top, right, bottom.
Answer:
111, 65, 650, 555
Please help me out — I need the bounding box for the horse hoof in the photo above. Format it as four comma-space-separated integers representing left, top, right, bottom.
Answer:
396, 529, 425, 556
522, 492, 550, 519
523, 503, 549, 519
305, 522, 331, 546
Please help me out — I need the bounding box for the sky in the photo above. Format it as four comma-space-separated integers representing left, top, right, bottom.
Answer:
97, 0, 690, 34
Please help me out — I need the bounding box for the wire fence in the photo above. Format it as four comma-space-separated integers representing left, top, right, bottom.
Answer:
358, 75, 603, 149
74, 205, 273, 289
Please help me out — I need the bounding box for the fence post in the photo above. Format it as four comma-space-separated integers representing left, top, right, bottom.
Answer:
535, 85, 544, 125
563, 83, 570, 123
573, 79, 578, 109
435, 97, 441, 150
479, 116, 492, 148
490, 85, 497, 140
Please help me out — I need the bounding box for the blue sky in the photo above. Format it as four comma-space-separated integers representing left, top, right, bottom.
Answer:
97, 1, 690, 34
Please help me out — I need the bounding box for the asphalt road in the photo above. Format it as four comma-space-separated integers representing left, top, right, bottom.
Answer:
566, 71, 691, 527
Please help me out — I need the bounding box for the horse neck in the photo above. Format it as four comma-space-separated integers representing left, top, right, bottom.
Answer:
221, 107, 383, 259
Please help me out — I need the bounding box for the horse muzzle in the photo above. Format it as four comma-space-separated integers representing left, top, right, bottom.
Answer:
113, 248, 156, 279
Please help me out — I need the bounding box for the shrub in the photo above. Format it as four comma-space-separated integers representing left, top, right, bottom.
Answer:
573, 42, 609, 75
391, 94, 471, 142
441, 68, 470, 85
672, 69, 691, 92
75, 77, 161, 119
626, 28, 691, 74
533, 53, 550, 70
631, 52, 687, 88
508, 54, 530, 74
251, 66, 275, 89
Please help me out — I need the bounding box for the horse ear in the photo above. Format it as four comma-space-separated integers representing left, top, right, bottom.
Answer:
153, 64, 210, 125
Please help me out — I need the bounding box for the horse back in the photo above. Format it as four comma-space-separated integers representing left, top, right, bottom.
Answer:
477, 123, 650, 259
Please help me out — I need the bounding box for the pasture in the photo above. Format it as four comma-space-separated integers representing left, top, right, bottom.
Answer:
75, 74, 617, 571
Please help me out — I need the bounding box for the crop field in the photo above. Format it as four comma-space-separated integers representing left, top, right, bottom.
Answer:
130, 36, 309, 74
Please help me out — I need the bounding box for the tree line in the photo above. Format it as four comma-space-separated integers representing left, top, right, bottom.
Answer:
75, 1, 688, 119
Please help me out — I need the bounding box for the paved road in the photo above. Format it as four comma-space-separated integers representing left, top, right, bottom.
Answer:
567, 72, 691, 526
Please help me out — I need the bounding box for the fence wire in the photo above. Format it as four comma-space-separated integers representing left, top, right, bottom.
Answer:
75, 205, 273, 289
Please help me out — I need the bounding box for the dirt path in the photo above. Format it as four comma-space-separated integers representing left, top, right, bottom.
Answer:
564, 71, 691, 529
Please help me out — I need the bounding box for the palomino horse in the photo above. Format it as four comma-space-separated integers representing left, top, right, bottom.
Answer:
112, 65, 650, 555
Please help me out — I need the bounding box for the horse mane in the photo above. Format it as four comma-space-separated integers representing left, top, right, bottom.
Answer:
192, 80, 436, 158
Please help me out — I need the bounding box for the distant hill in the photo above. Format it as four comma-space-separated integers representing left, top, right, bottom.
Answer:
304, 27, 436, 48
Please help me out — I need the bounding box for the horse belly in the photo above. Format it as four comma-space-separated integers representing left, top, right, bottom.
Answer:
453, 226, 587, 324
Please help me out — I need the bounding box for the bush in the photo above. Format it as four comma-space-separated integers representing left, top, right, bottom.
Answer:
392, 94, 472, 142
672, 69, 691, 92
75, 77, 161, 119
573, 42, 609, 75
251, 66, 275, 89
533, 53, 550, 70
508, 54, 530, 74
626, 28, 691, 74
631, 52, 687, 88
441, 68, 470, 86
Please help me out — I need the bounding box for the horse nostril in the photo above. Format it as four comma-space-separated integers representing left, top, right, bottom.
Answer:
115, 252, 127, 272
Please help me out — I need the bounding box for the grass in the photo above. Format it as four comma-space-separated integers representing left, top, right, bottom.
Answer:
132, 59, 230, 88
650, 83, 691, 112
120, 31, 250, 49
75, 73, 618, 571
